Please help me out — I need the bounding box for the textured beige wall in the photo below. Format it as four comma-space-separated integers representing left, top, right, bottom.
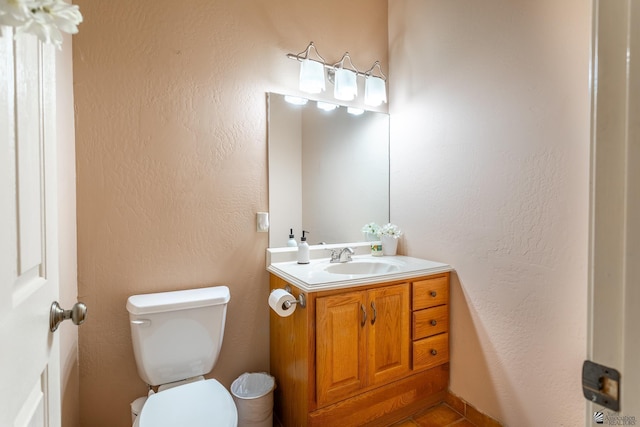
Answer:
72, 1, 387, 426
389, 1, 590, 425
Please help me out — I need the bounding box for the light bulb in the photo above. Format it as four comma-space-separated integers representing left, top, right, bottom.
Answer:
284, 95, 309, 106
317, 101, 337, 111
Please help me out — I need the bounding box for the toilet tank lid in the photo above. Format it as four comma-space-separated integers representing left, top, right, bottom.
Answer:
127, 286, 230, 315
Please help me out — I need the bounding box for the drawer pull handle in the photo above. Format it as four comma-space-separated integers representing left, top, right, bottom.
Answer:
430, 291, 437, 297
371, 301, 377, 325
430, 320, 437, 326
360, 304, 367, 327
431, 349, 438, 356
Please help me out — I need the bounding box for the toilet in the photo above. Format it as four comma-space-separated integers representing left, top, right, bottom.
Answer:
126, 286, 238, 427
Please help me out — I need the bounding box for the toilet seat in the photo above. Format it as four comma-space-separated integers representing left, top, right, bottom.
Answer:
135, 379, 237, 427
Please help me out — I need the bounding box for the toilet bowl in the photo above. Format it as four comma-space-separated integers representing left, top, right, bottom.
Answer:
127, 286, 237, 426
133, 379, 237, 427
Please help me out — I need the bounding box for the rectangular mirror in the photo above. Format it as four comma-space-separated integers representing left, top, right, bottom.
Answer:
267, 93, 390, 247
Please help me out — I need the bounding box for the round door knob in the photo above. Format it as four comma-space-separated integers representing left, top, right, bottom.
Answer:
430, 291, 437, 297
430, 349, 438, 356
430, 320, 437, 326
50, 301, 88, 332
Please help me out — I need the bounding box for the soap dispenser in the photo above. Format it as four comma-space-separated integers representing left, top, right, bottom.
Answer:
297, 230, 310, 264
287, 229, 297, 247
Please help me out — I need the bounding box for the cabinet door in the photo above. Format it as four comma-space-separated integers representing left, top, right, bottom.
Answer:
316, 291, 367, 407
367, 283, 411, 386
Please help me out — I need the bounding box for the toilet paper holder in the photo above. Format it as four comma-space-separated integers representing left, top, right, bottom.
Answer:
283, 285, 306, 309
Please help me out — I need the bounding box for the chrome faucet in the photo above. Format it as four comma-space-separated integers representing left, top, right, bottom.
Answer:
329, 247, 355, 263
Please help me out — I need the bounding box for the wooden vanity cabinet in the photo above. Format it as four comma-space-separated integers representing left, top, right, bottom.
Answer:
269, 272, 450, 427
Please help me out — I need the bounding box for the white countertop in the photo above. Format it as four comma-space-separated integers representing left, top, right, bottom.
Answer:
267, 253, 452, 292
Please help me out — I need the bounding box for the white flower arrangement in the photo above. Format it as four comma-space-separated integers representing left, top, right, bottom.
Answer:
0, 0, 82, 49
362, 222, 403, 238
377, 223, 403, 238
361, 222, 381, 235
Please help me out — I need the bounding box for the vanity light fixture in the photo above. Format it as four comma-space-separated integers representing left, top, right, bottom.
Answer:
364, 61, 387, 107
286, 42, 388, 105
317, 101, 337, 111
291, 42, 327, 94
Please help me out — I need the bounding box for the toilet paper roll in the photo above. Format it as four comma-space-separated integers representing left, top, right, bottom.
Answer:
269, 289, 297, 317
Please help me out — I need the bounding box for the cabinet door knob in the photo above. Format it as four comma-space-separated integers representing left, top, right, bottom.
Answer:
430, 291, 437, 297
360, 304, 367, 327
430, 349, 438, 356
430, 319, 437, 326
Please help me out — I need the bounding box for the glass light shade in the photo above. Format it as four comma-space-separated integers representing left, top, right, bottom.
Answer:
364, 76, 387, 106
334, 68, 358, 101
299, 59, 325, 94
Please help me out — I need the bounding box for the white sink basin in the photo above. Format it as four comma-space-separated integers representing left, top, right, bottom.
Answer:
266, 251, 452, 291
324, 260, 400, 275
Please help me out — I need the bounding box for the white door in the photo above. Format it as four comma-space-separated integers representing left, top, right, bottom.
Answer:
587, 0, 640, 423
0, 29, 62, 426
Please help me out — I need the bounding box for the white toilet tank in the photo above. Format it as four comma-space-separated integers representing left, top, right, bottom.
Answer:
126, 286, 230, 386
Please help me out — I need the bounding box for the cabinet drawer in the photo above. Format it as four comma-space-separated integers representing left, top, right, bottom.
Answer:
413, 305, 448, 340
412, 276, 449, 310
413, 333, 449, 371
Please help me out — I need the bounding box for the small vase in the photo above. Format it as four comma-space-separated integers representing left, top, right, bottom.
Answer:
381, 235, 398, 256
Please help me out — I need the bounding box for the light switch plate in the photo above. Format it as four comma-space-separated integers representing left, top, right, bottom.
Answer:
257, 212, 269, 232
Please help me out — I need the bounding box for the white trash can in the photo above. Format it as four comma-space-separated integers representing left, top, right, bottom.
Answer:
231, 372, 276, 427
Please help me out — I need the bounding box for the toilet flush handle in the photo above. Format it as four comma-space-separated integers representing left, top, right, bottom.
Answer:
49, 301, 87, 332
131, 319, 151, 327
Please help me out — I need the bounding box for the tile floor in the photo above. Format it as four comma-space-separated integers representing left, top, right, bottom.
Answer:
393, 403, 477, 427
274, 399, 495, 427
